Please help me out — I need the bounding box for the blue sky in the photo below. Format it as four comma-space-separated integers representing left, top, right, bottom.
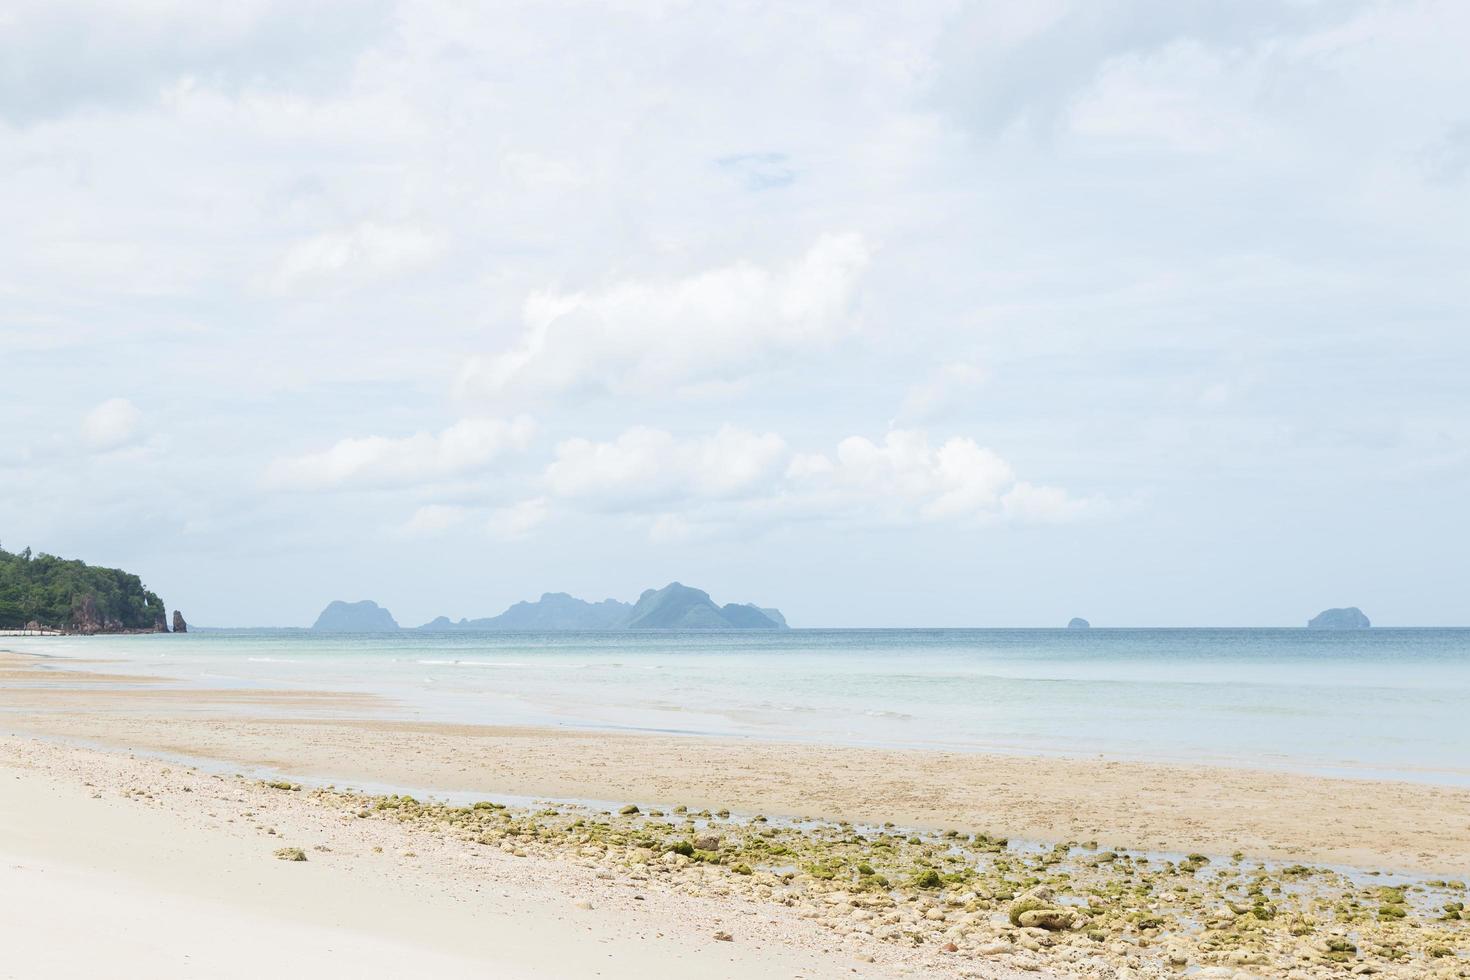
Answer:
2, 0, 1467, 627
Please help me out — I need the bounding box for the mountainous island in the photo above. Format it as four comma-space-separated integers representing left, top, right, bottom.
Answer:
1307, 606, 1371, 629
1067, 617, 1091, 629
312, 600, 401, 632
312, 583, 788, 633
0, 544, 179, 634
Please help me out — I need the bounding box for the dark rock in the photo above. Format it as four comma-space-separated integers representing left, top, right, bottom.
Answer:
1307, 607, 1370, 629
172, 610, 188, 633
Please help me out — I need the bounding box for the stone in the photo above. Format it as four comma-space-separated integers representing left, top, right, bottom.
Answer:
172, 610, 188, 633
1017, 908, 1080, 931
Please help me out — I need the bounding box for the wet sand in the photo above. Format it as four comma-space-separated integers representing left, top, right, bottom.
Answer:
3, 650, 1467, 875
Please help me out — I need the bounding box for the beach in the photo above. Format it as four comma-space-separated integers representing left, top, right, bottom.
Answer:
2, 643, 1467, 978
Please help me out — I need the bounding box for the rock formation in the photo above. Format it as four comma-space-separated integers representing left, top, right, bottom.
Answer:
1307, 607, 1370, 629
311, 600, 400, 632
416, 583, 788, 631
172, 610, 188, 633
1067, 617, 1090, 629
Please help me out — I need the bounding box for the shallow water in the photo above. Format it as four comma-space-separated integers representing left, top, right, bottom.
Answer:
12, 628, 1470, 785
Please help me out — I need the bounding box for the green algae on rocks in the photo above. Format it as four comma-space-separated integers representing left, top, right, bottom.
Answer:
271, 779, 1470, 979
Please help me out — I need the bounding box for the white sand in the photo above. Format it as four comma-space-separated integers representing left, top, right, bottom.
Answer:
2, 739, 1035, 979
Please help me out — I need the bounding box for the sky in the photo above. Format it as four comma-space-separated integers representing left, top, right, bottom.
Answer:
2, 0, 1468, 628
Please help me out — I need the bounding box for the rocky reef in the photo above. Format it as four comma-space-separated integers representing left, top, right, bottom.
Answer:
249, 781, 1467, 978
1308, 607, 1371, 629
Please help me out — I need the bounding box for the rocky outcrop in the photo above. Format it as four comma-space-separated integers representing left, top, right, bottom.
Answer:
70, 594, 108, 634
172, 610, 188, 633
312, 600, 400, 632
1067, 617, 1090, 629
1308, 607, 1370, 629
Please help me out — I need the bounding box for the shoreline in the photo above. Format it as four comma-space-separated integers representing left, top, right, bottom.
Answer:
3, 733, 1465, 979
9, 642, 1470, 792
3, 647, 1469, 976
3, 649, 1469, 875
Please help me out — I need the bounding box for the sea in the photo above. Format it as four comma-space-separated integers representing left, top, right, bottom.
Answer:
10, 627, 1470, 786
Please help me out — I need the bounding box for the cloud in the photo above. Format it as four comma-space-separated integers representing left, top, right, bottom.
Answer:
0, 0, 389, 125
81, 398, 143, 451
899, 362, 988, 420
456, 233, 870, 398
265, 416, 535, 491
486, 497, 548, 541
716, 152, 797, 190
788, 431, 1026, 522
273, 222, 444, 292
546, 426, 789, 509
397, 504, 470, 537
524, 424, 1094, 536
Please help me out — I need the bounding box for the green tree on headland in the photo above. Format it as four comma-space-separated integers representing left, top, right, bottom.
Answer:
0, 544, 166, 631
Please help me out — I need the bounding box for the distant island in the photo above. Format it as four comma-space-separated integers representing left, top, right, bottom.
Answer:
1307, 606, 1371, 629
311, 582, 788, 633
312, 600, 400, 632
1067, 617, 1090, 629
0, 544, 180, 634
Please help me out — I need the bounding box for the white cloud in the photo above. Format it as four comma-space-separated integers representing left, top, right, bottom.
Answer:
456, 233, 870, 398
525, 424, 1093, 535
398, 504, 470, 537
487, 497, 548, 540
1000, 481, 1097, 523
273, 222, 444, 292
788, 431, 1024, 523
266, 416, 535, 490
546, 425, 788, 509
81, 398, 143, 451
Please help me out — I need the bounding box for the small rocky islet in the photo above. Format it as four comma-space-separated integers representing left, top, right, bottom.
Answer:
269, 782, 1467, 978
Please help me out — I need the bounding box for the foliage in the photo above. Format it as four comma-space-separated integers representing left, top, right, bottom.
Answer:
0, 544, 165, 630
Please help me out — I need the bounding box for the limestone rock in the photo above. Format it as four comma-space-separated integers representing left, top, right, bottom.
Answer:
171, 610, 187, 633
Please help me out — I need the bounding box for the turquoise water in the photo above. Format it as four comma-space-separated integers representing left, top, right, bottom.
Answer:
14, 628, 1470, 785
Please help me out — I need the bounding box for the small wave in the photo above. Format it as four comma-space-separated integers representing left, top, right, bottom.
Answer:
863, 709, 914, 721
246, 657, 296, 663
415, 659, 534, 668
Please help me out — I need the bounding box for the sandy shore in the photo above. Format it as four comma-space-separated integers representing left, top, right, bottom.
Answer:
3, 694, 1468, 875
3, 648, 1468, 978
2, 736, 997, 980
